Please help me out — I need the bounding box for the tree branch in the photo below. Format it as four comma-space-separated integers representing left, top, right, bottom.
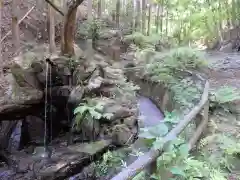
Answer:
45, 0, 64, 16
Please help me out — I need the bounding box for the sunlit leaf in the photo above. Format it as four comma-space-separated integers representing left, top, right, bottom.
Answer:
169, 167, 186, 177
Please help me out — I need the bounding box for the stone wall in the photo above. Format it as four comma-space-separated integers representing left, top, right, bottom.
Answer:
125, 72, 174, 115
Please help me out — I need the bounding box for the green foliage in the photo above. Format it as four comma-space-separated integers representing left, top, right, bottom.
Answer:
124, 32, 160, 50
209, 86, 240, 110
87, 19, 101, 40
140, 130, 226, 180
210, 86, 240, 104
76, 19, 103, 39
199, 134, 240, 171
141, 47, 207, 108
94, 151, 126, 177
74, 98, 113, 128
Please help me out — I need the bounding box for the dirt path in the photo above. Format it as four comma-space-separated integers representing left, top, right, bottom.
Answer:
206, 52, 240, 89
203, 52, 240, 179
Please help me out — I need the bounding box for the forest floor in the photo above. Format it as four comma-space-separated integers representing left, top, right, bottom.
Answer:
204, 52, 240, 179
1, 0, 48, 65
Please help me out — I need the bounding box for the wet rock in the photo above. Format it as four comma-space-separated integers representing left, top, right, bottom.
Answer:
91, 97, 134, 122
111, 124, 134, 146
10, 87, 43, 105
104, 103, 134, 122
67, 140, 111, 155
80, 117, 100, 141
87, 76, 103, 91
123, 116, 137, 128
0, 169, 15, 180
49, 86, 73, 106
72, 66, 87, 85
86, 67, 104, 92
38, 140, 111, 179
219, 42, 233, 52
0, 121, 17, 149
68, 85, 85, 105
10, 62, 42, 90
7, 121, 22, 153
26, 116, 45, 144
68, 163, 95, 180
99, 85, 117, 97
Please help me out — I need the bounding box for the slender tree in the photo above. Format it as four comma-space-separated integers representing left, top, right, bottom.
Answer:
147, 3, 151, 35
156, 4, 160, 33
135, 0, 141, 31
12, 0, 20, 55
48, 0, 56, 53
61, 0, 84, 56
0, 0, 2, 76
97, 0, 102, 17
142, 0, 146, 34
116, 0, 120, 28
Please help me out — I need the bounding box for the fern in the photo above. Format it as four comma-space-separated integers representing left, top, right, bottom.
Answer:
140, 47, 207, 108
73, 98, 113, 128
94, 151, 126, 177
210, 86, 240, 105
124, 32, 159, 49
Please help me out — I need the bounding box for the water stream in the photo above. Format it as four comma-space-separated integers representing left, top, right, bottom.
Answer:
68, 96, 165, 180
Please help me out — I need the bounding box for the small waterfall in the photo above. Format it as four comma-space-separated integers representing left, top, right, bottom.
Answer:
49, 62, 53, 144
44, 62, 49, 148
33, 60, 52, 159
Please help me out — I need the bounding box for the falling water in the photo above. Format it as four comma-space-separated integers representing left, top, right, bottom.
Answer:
33, 61, 52, 159
49, 63, 53, 144
44, 62, 49, 149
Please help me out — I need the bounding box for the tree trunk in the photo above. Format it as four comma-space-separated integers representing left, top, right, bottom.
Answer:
48, 0, 56, 54
97, 0, 102, 17
60, 1, 66, 53
116, 0, 120, 28
165, 9, 168, 36
12, 0, 20, 55
142, 0, 146, 35
61, 0, 84, 57
88, 0, 93, 20
87, 0, 93, 56
156, 5, 160, 33
147, 4, 151, 36
0, 0, 3, 76
135, 0, 140, 31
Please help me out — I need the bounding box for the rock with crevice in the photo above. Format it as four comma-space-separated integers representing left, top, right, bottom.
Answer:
111, 124, 135, 146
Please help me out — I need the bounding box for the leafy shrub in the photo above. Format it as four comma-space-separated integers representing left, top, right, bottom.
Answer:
142, 47, 207, 108
209, 86, 240, 111
199, 134, 240, 171
73, 98, 113, 129
94, 151, 126, 177
124, 32, 160, 50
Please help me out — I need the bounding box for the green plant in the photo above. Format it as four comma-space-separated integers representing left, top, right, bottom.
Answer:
94, 151, 126, 177
149, 137, 226, 180
139, 112, 227, 180
199, 134, 240, 171
124, 32, 159, 50
209, 86, 240, 110
141, 47, 207, 108
86, 19, 101, 40
73, 98, 113, 129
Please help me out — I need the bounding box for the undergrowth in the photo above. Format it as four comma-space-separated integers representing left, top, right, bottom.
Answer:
124, 32, 240, 179
138, 125, 227, 180
137, 46, 208, 109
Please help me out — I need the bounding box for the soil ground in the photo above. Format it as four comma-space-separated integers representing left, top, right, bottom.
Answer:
204, 52, 240, 179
